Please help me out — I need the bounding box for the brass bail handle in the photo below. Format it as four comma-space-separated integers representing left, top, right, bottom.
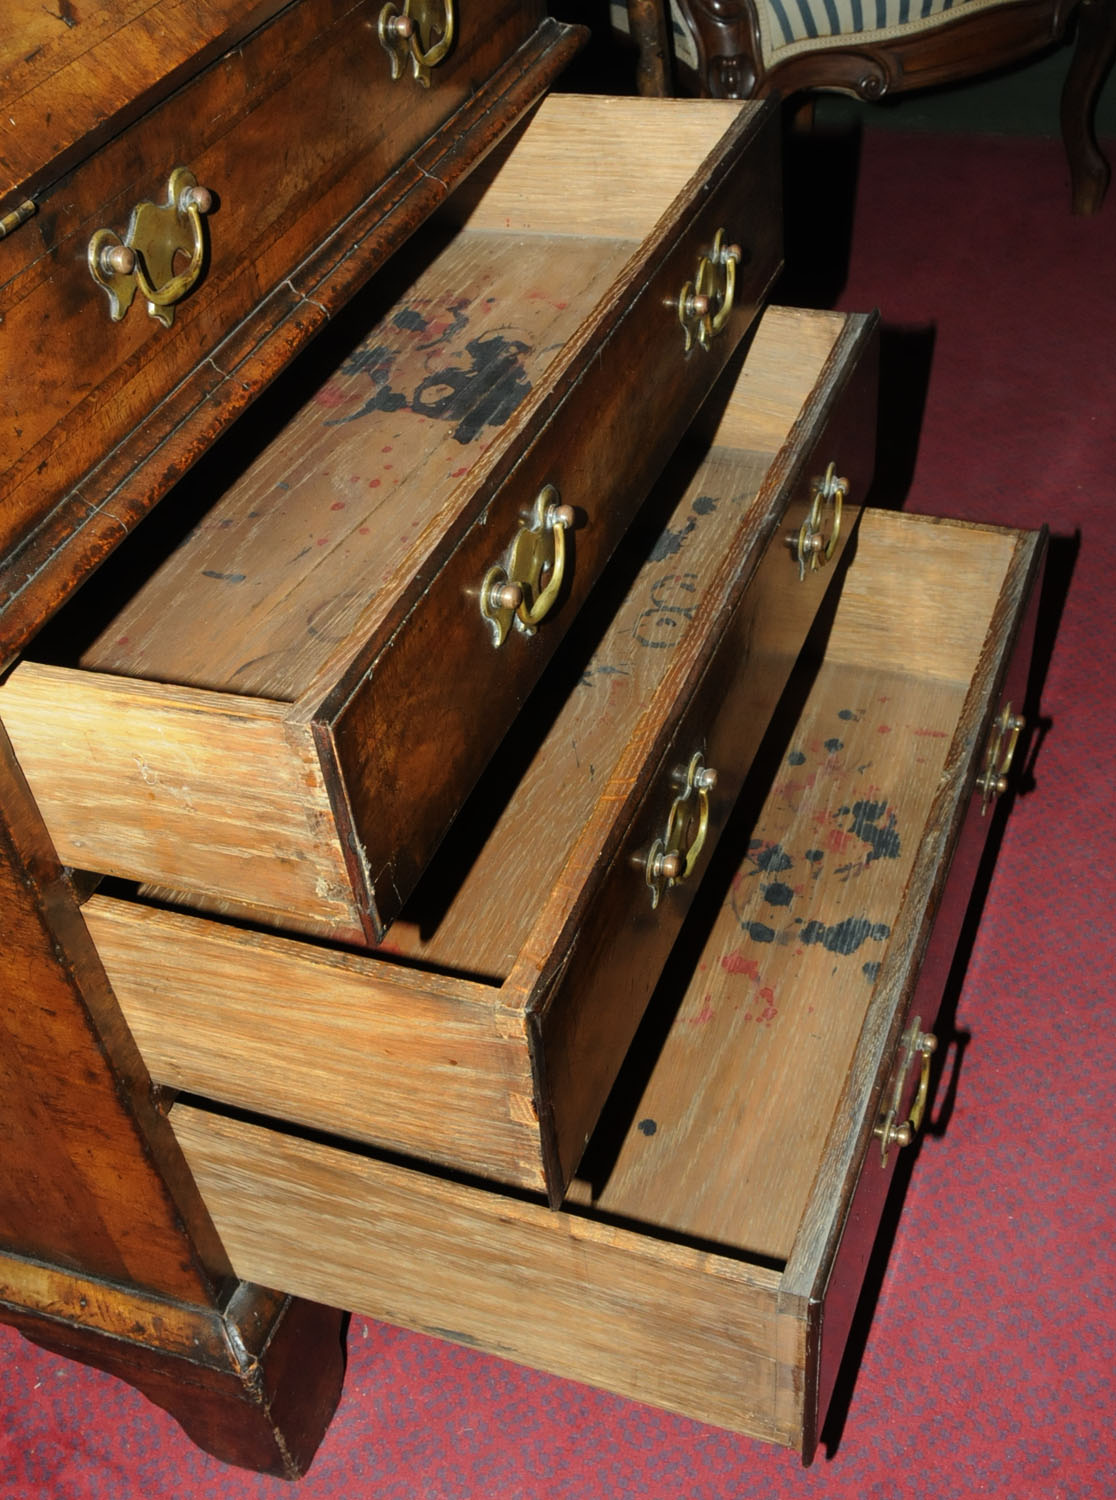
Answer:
874, 1018, 938, 1168
789, 461, 847, 580
379, 0, 456, 85
979, 701, 1026, 814
479, 485, 576, 647
88, 167, 213, 328
668, 227, 741, 352
643, 751, 718, 909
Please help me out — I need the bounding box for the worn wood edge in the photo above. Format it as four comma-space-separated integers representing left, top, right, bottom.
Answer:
296, 93, 782, 716
82, 892, 546, 1189
780, 523, 1046, 1438
0, 1247, 269, 1365
0, 20, 584, 667
504, 310, 877, 1013
0, 663, 362, 935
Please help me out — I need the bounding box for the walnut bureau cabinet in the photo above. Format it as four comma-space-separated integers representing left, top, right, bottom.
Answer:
0, 0, 1046, 1477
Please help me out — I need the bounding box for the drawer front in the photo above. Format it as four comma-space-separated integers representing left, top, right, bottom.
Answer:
329, 108, 783, 932
532, 344, 878, 1195
170, 1101, 799, 1446
800, 524, 1047, 1461
0, 0, 555, 622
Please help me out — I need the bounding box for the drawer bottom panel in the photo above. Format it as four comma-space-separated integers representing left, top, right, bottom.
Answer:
169, 507, 1045, 1456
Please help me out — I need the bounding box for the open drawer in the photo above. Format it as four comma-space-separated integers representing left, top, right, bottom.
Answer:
0, 94, 781, 946
74, 305, 877, 1203
168, 505, 1046, 1459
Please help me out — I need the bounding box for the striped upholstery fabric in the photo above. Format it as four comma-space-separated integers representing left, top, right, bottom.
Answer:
612, 0, 1017, 73
753, 0, 1011, 65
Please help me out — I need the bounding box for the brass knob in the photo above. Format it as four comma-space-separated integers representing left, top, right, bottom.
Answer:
486, 580, 524, 613
546, 502, 577, 531
382, 11, 415, 37
98, 242, 136, 277
181, 183, 214, 215
653, 851, 685, 881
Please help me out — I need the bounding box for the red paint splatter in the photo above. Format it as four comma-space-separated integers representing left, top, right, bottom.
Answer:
314, 386, 346, 408
877, 724, 892, 735
368, 478, 381, 489
912, 727, 948, 738
359, 526, 371, 535
331, 502, 346, 511
687, 997, 716, 1025
721, 953, 761, 980
116, 636, 130, 646
827, 829, 854, 853
450, 467, 468, 478
317, 537, 330, 547
381, 445, 393, 453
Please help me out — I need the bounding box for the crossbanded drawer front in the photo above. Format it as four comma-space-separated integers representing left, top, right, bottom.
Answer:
77, 305, 877, 1203
0, 0, 567, 642
0, 95, 782, 947
166, 509, 1046, 1456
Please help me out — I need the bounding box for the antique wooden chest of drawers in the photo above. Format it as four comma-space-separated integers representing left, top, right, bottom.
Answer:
0, 0, 1046, 1477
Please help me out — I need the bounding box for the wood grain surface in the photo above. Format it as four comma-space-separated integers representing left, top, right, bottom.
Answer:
165, 508, 1037, 1454
80, 306, 872, 1200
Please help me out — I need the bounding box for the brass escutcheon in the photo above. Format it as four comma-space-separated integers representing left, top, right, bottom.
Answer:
978, 701, 1026, 814
669, 227, 741, 353
479, 485, 576, 647
643, 752, 717, 910
88, 167, 212, 327
874, 1018, 937, 1168
789, 461, 847, 580
378, 0, 455, 85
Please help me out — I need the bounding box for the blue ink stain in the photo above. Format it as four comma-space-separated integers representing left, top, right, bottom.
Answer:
800, 917, 891, 955
753, 844, 793, 873
764, 882, 794, 907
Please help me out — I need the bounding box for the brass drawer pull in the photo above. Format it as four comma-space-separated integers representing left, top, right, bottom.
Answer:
669, 227, 741, 352
789, 461, 847, 580
874, 1019, 937, 1167
379, 0, 455, 85
978, 702, 1026, 813
480, 485, 576, 647
644, 752, 717, 909
88, 168, 213, 328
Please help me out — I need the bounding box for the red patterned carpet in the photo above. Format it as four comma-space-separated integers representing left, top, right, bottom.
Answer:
2, 125, 1114, 1499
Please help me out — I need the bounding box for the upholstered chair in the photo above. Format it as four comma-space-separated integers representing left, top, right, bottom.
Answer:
617, 0, 1115, 211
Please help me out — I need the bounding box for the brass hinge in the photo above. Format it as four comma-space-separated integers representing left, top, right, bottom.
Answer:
0, 199, 36, 240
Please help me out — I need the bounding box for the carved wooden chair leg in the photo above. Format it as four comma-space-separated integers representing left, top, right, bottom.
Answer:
1061, 0, 1116, 212
627, 0, 675, 96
